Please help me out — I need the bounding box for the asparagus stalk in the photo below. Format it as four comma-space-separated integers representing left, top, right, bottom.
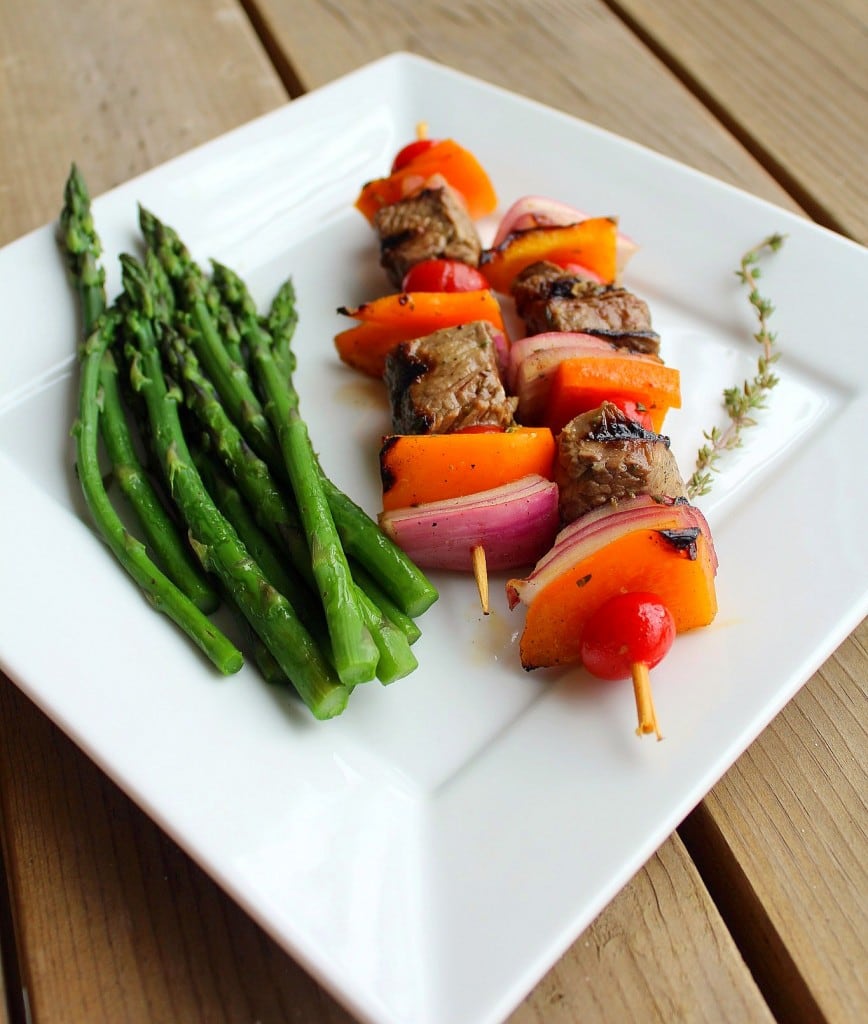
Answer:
60, 165, 217, 612
139, 207, 280, 468
166, 333, 421, 669
162, 330, 313, 578
348, 560, 422, 645
191, 444, 332, 660
120, 254, 349, 718
267, 279, 438, 619
212, 260, 380, 687
72, 313, 242, 674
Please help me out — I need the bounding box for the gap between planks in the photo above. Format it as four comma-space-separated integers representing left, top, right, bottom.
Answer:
600, 0, 850, 240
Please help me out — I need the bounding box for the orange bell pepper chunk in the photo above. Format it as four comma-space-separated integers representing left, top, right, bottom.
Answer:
380, 427, 556, 511
517, 527, 718, 670
480, 218, 619, 294
356, 139, 498, 222
335, 290, 507, 378
546, 356, 681, 434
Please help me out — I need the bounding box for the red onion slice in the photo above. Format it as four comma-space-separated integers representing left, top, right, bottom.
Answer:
507, 331, 621, 392
378, 475, 560, 571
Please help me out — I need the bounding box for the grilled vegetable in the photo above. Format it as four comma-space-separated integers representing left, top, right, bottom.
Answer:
355, 138, 497, 222
379, 427, 556, 511
506, 495, 718, 671
480, 217, 619, 294
335, 289, 507, 378
379, 475, 560, 572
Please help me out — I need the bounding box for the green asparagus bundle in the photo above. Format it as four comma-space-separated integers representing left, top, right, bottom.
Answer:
61, 166, 438, 715
121, 255, 350, 718
61, 165, 219, 614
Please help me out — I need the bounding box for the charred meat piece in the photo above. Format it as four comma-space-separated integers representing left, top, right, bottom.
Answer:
373, 186, 482, 289
384, 321, 517, 435
512, 261, 660, 356
555, 401, 686, 523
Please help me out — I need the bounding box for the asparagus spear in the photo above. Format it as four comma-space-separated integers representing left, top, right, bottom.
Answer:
139, 207, 280, 468
267, 279, 438, 619
212, 260, 379, 687
191, 444, 332, 657
165, 332, 422, 662
163, 330, 312, 576
193, 448, 417, 686
59, 165, 217, 612
120, 255, 349, 718
72, 312, 242, 674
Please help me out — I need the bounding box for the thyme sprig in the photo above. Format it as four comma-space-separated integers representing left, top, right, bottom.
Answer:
686, 232, 786, 499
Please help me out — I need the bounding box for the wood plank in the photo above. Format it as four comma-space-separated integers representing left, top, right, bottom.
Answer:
611, 0, 868, 244
0, 831, 10, 1024
0, 675, 775, 1024
244, 0, 796, 207
252, 1, 868, 1018
0, 680, 356, 1024
681, 619, 868, 1024
0, 0, 284, 244
0, 1, 858, 1023
509, 834, 775, 1023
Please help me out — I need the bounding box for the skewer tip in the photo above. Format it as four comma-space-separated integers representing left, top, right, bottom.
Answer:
631, 662, 662, 741
472, 544, 490, 615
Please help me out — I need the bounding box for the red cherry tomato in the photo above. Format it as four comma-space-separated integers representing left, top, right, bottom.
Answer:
402, 259, 490, 293
580, 592, 675, 681
391, 138, 438, 172
452, 424, 506, 434
611, 398, 653, 431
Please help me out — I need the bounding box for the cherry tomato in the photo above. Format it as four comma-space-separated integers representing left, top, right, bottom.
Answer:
580, 592, 675, 681
452, 424, 506, 434
611, 398, 653, 431
402, 259, 490, 293
391, 138, 437, 172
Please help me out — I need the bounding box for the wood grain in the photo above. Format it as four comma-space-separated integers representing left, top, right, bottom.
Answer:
0, 0, 284, 244
0, 0, 770, 1019
682, 618, 868, 1024
247, 2, 868, 1018
245, 0, 794, 206
0, 0, 865, 1020
610, 0, 868, 244
0, 675, 776, 1024
509, 834, 775, 1023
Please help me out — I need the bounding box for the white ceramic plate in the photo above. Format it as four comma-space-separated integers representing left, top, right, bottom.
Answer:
1, 53, 866, 1024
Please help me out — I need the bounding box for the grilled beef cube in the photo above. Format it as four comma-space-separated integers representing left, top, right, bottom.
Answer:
384, 321, 517, 435
373, 186, 482, 288
555, 401, 686, 523
512, 261, 660, 356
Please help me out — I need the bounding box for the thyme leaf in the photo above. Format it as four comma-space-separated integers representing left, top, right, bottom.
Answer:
686, 232, 786, 499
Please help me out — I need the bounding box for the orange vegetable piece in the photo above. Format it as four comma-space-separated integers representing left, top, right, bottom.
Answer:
546, 356, 681, 434
517, 527, 718, 670
355, 139, 498, 222
480, 218, 619, 294
334, 290, 507, 378
380, 427, 556, 511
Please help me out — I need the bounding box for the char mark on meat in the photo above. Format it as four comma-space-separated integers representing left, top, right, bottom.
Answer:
384, 321, 517, 435
555, 401, 686, 523
512, 260, 659, 356
373, 186, 482, 288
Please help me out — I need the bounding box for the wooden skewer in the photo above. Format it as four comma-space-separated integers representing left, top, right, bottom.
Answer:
631, 662, 662, 741
472, 544, 490, 615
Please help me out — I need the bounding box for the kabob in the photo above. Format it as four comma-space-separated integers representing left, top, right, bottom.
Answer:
336, 127, 718, 737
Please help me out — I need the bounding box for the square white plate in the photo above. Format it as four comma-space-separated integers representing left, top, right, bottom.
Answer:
1, 53, 866, 1024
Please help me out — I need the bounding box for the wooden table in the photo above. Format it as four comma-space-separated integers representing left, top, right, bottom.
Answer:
1, 2, 865, 1021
